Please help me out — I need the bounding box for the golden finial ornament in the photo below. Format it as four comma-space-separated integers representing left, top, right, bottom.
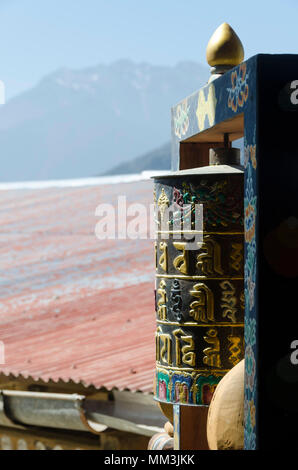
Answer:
206, 23, 244, 82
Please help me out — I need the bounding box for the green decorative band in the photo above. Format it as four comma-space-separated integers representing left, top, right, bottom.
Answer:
155, 367, 224, 405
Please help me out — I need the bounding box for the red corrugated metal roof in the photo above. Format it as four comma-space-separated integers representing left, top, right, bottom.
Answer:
0, 180, 156, 393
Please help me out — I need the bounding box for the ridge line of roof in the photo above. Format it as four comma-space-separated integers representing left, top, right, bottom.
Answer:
0, 371, 153, 396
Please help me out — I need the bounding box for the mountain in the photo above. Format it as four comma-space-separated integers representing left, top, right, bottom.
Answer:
0, 60, 209, 182
103, 141, 171, 175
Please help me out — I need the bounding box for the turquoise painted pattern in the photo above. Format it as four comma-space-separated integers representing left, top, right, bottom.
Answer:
244, 141, 257, 449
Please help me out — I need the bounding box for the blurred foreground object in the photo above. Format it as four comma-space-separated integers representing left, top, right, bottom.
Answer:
207, 359, 244, 450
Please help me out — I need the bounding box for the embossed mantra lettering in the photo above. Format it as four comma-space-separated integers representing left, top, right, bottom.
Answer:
203, 328, 221, 368
220, 280, 238, 323
173, 242, 189, 274
189, 283, 214, 322
197, 237, 223, 276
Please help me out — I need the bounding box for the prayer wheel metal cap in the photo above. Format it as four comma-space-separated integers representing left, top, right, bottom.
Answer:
209, 147, 241, 166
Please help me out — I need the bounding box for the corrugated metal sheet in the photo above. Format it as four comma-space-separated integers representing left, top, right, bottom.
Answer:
0, 180, 156, 393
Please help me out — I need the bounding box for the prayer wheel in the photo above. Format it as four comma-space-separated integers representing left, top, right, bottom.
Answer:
154, 146, 245, 406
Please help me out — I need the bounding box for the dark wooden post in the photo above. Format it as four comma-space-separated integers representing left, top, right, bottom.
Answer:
173, 404, 209, 450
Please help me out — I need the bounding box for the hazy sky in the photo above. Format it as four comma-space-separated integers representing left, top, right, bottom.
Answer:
1, 0, 298, 100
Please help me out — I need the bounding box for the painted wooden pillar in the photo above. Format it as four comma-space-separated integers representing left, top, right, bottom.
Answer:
249, 55, 298, 450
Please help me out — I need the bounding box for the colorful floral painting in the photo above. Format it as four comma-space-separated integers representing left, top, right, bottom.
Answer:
227, 63, 249, 112
244, 142, 257, 449
244, 144, 257, 170
174, 99, 190, 138
244, 316, 256, 349
244, 145, 257, 311
244, 398, 257, 449
170, 179, 243, 229
245, 344, 256, 393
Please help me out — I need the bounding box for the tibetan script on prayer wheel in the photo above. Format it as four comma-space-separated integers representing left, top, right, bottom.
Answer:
153, 169, 244, 405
